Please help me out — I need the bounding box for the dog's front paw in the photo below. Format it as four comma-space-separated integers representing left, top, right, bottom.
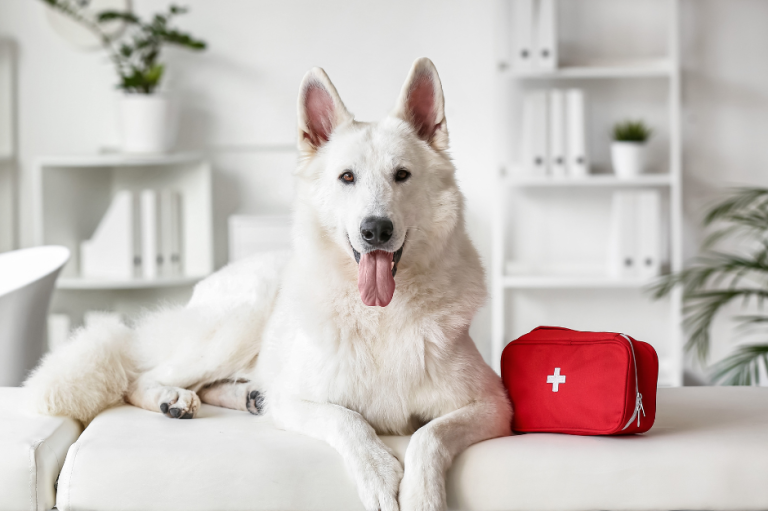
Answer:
398, 468, 445, 511
158, 387, 200, 419
245, 390, 264, 415
350, 444, 403, 511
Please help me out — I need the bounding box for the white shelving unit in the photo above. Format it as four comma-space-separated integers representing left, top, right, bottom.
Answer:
492, 0, 683, 386
34, 153, 213, 327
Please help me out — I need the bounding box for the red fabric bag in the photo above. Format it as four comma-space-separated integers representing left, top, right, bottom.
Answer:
501, 326, 658, 435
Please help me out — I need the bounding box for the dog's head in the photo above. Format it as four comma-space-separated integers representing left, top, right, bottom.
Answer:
295, 58, 462, 308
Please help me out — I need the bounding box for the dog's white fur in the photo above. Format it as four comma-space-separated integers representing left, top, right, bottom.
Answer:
25, 58, 512, 511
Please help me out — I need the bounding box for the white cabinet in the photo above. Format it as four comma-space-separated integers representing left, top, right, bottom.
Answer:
492, 0, 683, 386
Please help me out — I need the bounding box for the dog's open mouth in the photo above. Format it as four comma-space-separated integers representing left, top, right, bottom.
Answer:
351, 242, 404, 308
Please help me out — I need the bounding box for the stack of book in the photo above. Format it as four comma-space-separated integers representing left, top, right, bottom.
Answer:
519, 88, 588, 178
80, 189, 183, 280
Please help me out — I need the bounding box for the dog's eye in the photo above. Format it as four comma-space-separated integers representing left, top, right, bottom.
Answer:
395, 168, 411, 182
339, 171, 355, 184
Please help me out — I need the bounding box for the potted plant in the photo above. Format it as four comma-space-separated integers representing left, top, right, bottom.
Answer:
653, 187, 768, 385
611, 120, 652, 179
41, 1, 206, 154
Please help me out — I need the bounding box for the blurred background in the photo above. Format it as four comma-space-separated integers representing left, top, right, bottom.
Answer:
1, 0, 767, 387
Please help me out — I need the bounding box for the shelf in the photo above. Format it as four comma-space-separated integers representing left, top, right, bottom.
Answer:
57, 274, 206, 290
37, 152, 205, 168
501, 275, 658, 289
506, 174, 673, 188
503, 59, 673, 80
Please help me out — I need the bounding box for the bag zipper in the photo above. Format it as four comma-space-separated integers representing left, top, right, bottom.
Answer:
619, 334, 646, 430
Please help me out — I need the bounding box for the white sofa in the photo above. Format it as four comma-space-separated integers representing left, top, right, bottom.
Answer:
2, 387, 768, 511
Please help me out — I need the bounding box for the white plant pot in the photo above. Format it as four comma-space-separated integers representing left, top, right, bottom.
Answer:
611, 141, 647, 179
118, 94, 176, 154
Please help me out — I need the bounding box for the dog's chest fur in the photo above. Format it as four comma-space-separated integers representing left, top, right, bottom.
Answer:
271, 279, 472, 436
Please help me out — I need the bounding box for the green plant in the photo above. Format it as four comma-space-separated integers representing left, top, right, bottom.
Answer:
652, 187, 768, 385
41, 1, 206, 94
613, 120, 652, 143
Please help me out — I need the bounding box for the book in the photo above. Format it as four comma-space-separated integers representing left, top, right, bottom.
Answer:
80, 190, 136, 279
140, 189, 161, 279
608, 191, 638, 279
566, 88, 588, 177
521, 90, 549, 176
637, 190, 661, 280
534, 0, 558, 70
549, 89, 567, 177
512, 0, 535, 71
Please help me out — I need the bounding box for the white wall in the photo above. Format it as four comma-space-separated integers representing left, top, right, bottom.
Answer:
1, 0, 768, 372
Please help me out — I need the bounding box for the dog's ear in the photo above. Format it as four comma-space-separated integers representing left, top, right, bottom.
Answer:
297, 67, 353, 153
394, 57, 448, 151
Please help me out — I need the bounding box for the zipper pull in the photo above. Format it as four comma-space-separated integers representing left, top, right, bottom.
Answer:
635, 392, 645, 427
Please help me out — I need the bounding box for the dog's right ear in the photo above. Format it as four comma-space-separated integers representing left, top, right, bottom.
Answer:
297, 68, 353, 153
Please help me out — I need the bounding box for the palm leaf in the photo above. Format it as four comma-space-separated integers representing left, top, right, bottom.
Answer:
711, 344, 768, 385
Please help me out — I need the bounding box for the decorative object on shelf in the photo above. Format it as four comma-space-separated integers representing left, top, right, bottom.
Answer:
653, 187, 768, 385
512, 0, 557, 71
519, 88, 588, 178
611, 120, 652, 179
40, 1, 207, 153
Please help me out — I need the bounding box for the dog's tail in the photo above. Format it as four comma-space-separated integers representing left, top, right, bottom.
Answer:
24, 317, 136, 425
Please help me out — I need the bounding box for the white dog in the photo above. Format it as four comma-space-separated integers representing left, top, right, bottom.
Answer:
26, 57, 512, 511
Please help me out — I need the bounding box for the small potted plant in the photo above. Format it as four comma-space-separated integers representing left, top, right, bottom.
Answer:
41, 1, 206, 154
611, 120, 652, 179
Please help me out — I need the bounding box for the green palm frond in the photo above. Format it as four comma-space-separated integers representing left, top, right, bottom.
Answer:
711, 344, 768, 385
703, 187, 768, 226
651, 187, 768, 384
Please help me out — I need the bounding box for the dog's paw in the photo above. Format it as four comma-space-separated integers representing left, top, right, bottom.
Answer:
158, 387, 200, 419
350, 444, 403, 511
398, 469, 445, 511
245, 390, 264, 415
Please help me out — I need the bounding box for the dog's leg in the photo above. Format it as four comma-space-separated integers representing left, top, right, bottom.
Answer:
398, 399, 512, 511
198, 380, 264, 415
125, 374, 201, 419
272, 397, 403, 511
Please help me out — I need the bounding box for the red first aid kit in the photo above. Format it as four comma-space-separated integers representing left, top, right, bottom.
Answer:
501, 326, 658, 435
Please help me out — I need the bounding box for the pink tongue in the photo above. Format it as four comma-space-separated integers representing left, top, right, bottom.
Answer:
358, 250, 396, 307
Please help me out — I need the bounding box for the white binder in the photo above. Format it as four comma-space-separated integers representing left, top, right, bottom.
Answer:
566, 89, 588, 177
608, 191, 638, 279
512, 0, 535, 71
637, 190, 661, 279
160, 190, 182, 277
80, 190, 136, 280
549, 89, 567, 177
521, 90, 549, 176
534, 0, 558, 70
140, 189, 161, 279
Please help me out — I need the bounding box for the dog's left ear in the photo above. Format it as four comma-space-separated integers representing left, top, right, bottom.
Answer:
297, 67, 353, 153
394, 57, 448, 151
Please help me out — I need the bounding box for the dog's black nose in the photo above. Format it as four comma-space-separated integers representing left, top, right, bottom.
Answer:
360, 217, 394, 247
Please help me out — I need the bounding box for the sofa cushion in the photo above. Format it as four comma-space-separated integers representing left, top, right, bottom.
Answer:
0, 388, 82, 511
57, 387, 768, 511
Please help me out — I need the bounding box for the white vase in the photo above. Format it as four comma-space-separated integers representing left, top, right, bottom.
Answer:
611, 141, 647, 179
118, 93, 176, 154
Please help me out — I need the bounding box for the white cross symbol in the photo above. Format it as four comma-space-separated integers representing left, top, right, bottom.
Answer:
547, 368, 566, 392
